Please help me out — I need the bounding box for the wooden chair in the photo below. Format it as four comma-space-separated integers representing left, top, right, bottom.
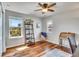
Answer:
59, 32, 77, 54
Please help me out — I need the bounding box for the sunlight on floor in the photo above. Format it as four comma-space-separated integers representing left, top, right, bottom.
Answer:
16, 46, 29, 51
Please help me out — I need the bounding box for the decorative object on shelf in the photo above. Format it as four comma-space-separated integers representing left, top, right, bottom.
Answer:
24, 19, 35, 46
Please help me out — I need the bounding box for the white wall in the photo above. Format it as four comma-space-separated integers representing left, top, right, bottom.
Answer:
42, 8, 79, 47
0, 14, 2, 56
5, 10, 42, 48
0, 3, 3, 56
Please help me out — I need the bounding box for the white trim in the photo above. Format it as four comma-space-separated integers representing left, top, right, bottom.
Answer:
1, 0, 79, 2
0, 53, 2, 57
9, 36, 23, 39
47, 40, 59, 45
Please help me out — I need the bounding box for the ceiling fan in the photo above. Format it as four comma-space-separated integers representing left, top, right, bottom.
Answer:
35, 3, 56, 14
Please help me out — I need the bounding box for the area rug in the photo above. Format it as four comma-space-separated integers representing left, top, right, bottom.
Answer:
41, 48, 72, 57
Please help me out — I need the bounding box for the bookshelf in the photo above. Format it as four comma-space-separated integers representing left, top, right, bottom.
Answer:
24, 19, 35, 45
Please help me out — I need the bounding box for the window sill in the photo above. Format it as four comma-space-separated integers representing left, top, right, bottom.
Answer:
9, 36, 23, 39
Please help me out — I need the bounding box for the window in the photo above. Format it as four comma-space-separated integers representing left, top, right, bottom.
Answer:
9, 17, 23, 38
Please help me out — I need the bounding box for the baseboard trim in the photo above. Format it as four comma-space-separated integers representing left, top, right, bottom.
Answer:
47, 40, 59, 45
0, 53, 2, 57
6, 43, 26, 49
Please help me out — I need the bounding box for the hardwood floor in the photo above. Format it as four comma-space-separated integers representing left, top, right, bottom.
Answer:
3, 40, 71, 57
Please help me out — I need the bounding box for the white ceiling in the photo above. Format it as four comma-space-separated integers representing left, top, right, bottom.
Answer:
3, 2, 79, 18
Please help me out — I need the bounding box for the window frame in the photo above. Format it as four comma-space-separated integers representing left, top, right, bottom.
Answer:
9, 16, 23, 38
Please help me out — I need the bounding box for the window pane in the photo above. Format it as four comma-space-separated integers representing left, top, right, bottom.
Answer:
9, 17, 22, 37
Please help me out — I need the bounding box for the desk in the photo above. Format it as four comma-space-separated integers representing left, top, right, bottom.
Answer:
59, 32, 77, 54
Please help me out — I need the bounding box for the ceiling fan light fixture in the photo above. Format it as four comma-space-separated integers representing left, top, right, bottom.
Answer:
35, 3, 56, 14
42, 8, 48, 12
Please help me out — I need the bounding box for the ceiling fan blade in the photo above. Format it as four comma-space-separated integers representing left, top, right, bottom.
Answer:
38, 3, 42, 7
34, 9, 42, 11
48, 9, 54, 12
48, 3, 56, 8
